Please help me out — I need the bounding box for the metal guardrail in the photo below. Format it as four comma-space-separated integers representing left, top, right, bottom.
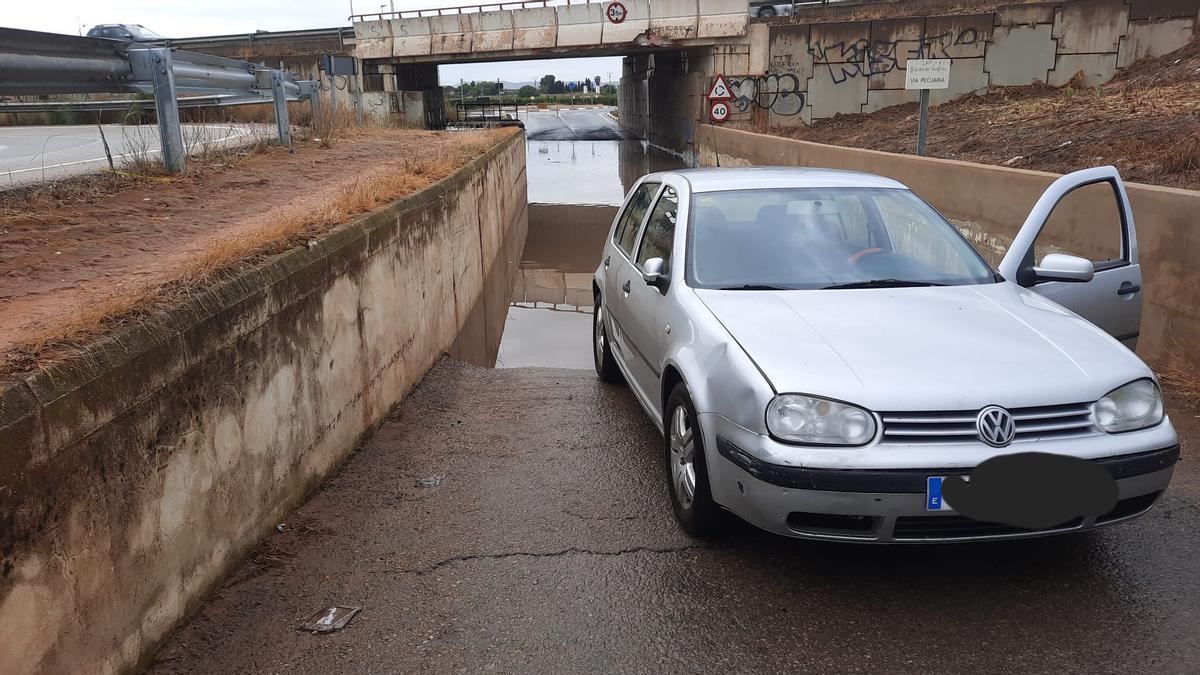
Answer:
0, 95, 293, 114
0, 27, 322, 174
152, 26, 356, 49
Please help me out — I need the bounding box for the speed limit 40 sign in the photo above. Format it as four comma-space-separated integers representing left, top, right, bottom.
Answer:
709, 100, 731, 123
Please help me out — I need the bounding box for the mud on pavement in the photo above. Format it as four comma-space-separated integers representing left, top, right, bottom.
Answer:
150, 359, 1200, 674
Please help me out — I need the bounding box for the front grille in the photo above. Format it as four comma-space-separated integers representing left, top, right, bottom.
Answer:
892, 515, 1084, 540
880, 402, 1097, 445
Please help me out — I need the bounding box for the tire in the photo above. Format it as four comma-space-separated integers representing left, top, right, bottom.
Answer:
665, 383, 718, 537
758, 6, 777, 17
593, 295, 623, 383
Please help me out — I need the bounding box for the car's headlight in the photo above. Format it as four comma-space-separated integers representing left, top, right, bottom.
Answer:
1093, 379, 1164, 433
766, 394, 876, 445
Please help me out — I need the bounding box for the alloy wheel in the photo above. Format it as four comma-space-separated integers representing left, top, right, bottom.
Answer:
670, 404, 697, 508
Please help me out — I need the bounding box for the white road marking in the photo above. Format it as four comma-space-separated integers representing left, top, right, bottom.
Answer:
1, 125, 260, 180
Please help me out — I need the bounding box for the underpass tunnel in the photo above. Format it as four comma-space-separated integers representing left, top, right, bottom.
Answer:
360, 41, 738, 162
355, 46, 739, 368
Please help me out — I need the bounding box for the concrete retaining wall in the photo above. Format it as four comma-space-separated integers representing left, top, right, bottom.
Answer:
728, 0, 1198, 125
624, 0, 1197, 150
0, 131, 528, 674
694, 124, 1200, 367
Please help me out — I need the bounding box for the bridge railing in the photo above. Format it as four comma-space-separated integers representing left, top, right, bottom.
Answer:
0, 27, 321, 175
351, 0, 598, 21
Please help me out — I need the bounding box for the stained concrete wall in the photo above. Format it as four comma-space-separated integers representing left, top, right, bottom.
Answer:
722, 0, 1198, 125
0, 130, 528, 674
694, 124, 1200, 367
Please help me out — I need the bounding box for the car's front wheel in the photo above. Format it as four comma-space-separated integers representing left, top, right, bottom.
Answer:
593, 295, 622, 383
665, 383, 718, 537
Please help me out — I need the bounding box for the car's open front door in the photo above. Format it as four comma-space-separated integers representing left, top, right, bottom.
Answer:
998, 166, 1142, 349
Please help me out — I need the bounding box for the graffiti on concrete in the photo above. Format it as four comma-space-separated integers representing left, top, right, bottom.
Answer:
727, 74, 806, 117
809, 28, 982, 84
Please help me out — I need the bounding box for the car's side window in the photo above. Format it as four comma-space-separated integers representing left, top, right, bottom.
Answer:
1032, 181, 1125, 270
636, 185, 678, 268
613, 182, 660, 257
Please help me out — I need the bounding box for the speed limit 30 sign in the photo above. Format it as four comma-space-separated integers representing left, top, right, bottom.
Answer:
709, 100, 731, 123
605, 1, 627, 23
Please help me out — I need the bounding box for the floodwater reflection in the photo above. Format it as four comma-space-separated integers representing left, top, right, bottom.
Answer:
495, 139, 685, 369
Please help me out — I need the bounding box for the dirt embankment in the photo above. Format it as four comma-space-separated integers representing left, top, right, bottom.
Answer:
754, 39, 1200, 190
0, 126, 516, 375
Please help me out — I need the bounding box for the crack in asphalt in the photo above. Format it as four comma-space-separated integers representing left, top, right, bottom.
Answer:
374, 544, 711, 576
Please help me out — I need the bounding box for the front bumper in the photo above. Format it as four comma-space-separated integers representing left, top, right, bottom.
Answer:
702, 414, 1179, 543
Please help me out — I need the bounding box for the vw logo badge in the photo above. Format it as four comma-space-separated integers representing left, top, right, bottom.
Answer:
976, 405, 1016, 447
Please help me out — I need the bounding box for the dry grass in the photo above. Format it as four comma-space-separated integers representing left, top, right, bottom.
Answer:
758, 37, 1200, 190
1, 134, 271, 227
1, 127, 516, 375
1156, 336, 1200, 408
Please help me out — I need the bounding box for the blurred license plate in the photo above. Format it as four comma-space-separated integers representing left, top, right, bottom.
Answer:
926, 475, 968, 511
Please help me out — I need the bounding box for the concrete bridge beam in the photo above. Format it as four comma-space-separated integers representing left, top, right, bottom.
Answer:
555, 5, 602, 48
471, 10, 517, 53
515, 7, 559, 49
392, 17, 434, 57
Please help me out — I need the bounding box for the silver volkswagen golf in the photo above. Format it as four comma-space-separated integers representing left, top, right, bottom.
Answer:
592, 166, 1178, 542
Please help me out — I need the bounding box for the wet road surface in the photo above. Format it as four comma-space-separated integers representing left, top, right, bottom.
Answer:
523, 107, 636, 141
152, 360, 1200, 673
497, 130, 684, 370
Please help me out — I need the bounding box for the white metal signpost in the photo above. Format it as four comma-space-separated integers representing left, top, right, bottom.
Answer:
905, 58, 950, 156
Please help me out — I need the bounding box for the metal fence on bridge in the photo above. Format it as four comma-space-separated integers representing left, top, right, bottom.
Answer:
0, 27, 322, 174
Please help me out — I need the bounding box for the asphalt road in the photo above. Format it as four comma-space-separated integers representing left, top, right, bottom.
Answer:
0, 123, 269, 188
522, 107, 635, 141
151, 360, 1200, 674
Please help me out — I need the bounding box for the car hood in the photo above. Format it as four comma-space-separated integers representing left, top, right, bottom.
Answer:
693, 283, 1150, 412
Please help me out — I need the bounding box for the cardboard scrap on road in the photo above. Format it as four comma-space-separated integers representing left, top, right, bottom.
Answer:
299, 606, 361, 634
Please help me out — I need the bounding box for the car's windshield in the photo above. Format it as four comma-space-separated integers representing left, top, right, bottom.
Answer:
687, 187, 997, 290
127, 25, 162, 38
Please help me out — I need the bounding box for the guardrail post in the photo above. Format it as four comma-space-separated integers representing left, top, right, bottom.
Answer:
299, 80, 322, 125
131, 47, 186, 173
271, 71, 292, 146
258, 68, 292, 146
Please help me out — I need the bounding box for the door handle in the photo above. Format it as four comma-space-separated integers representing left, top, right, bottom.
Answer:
604, 255, 611, 270
622, 280, 631, 293
1117, 281, 1141, 296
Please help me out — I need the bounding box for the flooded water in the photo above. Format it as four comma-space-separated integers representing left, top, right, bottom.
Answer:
495, 113, 685, 368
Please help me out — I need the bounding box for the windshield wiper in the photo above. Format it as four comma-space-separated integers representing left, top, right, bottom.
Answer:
822, 279, 944, 290
717, 284, 793, 291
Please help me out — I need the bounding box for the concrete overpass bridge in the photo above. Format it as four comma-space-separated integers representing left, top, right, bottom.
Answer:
352, 0, 748, 63
351, 0, 751, 154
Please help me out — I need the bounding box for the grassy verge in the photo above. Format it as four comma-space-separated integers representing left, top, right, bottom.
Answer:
1, 127, 516, 375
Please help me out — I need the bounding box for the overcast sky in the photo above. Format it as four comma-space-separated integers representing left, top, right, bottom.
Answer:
4, 1, 622, 83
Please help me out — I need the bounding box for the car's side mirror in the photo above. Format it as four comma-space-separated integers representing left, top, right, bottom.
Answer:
642, 257, 669, 291
1033, 253, 1094, 283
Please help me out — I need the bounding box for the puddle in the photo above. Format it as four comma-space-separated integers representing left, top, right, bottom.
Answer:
496, 137, 685, 369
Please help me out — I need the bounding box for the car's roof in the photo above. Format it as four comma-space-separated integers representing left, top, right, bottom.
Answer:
646, 167, 909, 193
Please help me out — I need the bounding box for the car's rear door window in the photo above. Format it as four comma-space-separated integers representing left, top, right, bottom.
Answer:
613, 182, 660, 257
635, 186, 678, 269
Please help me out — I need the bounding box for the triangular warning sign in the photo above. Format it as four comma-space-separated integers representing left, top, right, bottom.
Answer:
707, 74, 732, 101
